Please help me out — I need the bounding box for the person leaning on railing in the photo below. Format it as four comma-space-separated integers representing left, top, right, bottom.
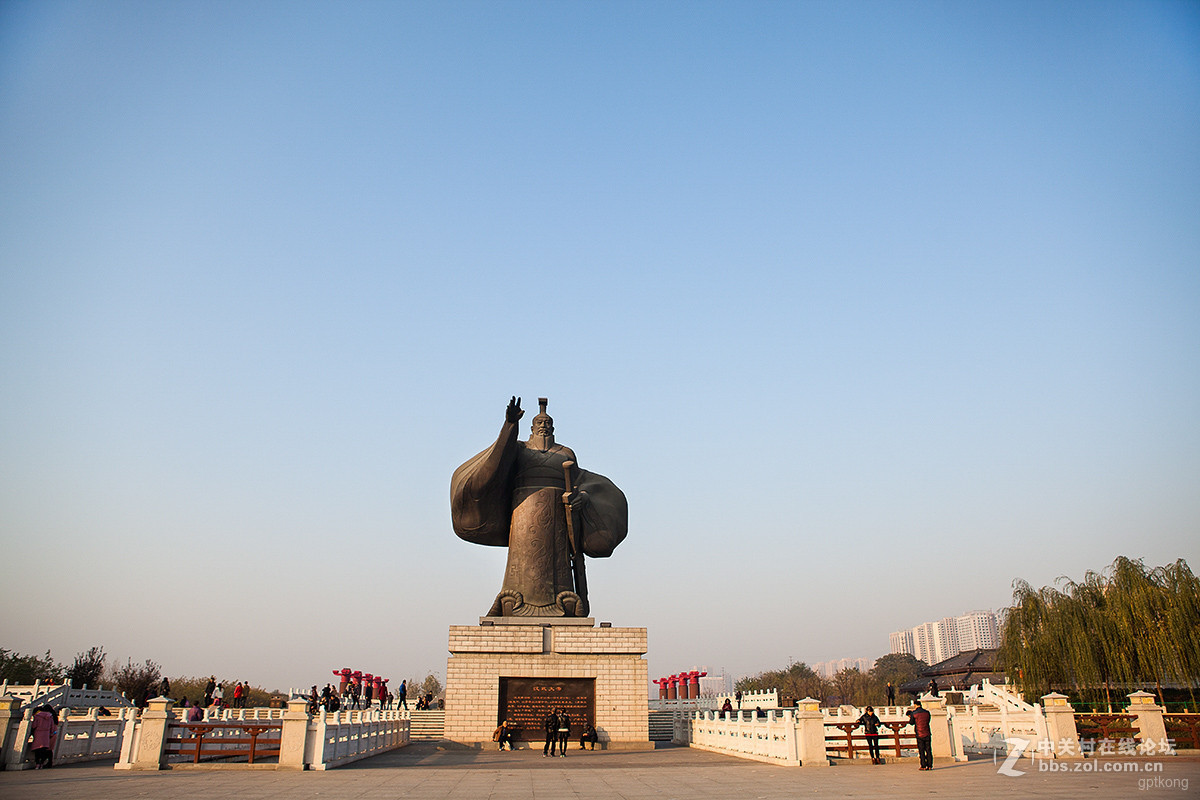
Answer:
856, 706, 885, 765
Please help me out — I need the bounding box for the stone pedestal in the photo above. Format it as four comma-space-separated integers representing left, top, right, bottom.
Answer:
1126, 691, 1170, 750
277, 699, 311, 770
444, 619, 650, 750
1041, 693, 1083, 759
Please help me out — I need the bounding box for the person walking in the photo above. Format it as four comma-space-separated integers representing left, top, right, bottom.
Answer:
556, 710, 571, 757
907, 700, 933, 770
856, 705, 885, 764
543, 709, 559, 757
398, 680, 408, 710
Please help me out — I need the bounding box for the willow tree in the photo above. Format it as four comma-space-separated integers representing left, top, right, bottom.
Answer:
999, 557, 1200, 707
998, 580, 1072, 699
1156, 559, 1200, 708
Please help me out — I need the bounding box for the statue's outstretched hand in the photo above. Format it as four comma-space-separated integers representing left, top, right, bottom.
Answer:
506, 396, 524, 424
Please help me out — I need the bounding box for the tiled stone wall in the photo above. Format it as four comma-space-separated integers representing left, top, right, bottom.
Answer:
443, 624, 651, 750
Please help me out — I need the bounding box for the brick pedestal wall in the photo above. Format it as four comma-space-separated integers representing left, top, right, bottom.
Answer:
444, 622, 651, 750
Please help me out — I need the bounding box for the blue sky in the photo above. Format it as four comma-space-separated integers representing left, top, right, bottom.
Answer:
2, 0, 1197, 693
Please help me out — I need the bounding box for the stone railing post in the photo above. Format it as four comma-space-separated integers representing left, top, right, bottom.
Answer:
1040, 693, 1081, 758
4, 705, 34, 770
278, 698, 311, 770
0, 697, 25, 770
923, 696, 954, 760
794, 697, 829, 767
129, 697, 173, 770
1126, 691, 1170, 751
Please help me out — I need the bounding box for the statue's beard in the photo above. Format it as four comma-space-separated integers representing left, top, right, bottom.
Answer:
528, 431, 554, 451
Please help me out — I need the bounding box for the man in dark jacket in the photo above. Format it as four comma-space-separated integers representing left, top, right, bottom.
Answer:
907, 700, 933, 770
543, 710, 560, 757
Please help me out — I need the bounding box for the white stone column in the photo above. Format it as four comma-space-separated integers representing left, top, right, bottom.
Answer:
0, 697, 26, 770
278, 698, 311, 770
923, 696, 953, 761
1040, 693, 1082, 759
1126, 691, 1170, 752
794, 698, 829, 767
128, 697, 173, 770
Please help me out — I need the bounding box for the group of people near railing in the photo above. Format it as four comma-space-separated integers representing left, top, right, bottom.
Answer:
846, 702, 933, 768
304, 679, 440, 714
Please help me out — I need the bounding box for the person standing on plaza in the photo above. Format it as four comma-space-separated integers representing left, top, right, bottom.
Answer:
907, 700, 933, 770
204, 676, 216, 706
233, 681, 243, 708
886, 682, 895, 706
543, 709, 560, 757
556, 710, 571, 757
856, 705, 885, 764
212, 681, 224, 708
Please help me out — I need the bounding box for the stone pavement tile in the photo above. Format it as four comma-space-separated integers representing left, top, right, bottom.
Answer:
1, 745, 1196, 800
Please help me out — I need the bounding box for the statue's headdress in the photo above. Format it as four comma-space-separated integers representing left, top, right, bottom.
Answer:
528, 397, 555, 449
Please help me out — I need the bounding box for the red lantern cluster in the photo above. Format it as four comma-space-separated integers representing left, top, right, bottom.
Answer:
655, 670, 708, 700
331, 668, 390, 705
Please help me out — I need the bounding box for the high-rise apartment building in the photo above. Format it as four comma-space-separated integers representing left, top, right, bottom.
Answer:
889, 629, 914, 656
890, 610, 1000, 664
956, 610, 1000, 651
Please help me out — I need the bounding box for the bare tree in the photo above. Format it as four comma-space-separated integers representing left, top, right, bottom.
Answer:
111, 658, 162, 707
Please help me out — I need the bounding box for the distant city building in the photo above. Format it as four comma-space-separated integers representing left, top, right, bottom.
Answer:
812, 657, 873, 679
956, 610, 1000, 651
696, 670, 732, 697
889, 628, 914, 656
890, 610, 1000, 664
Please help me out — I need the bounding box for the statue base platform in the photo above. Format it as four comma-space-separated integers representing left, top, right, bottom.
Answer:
443, 619, 651, 750
478, 616, 596, 626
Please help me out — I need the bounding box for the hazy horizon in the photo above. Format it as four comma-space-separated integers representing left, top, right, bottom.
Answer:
2, 1, 1197, 694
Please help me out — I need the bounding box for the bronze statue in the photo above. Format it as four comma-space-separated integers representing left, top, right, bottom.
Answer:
451, 397, 628, 617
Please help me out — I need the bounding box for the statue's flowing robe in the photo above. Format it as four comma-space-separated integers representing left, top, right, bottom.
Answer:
450, 418, 628, 616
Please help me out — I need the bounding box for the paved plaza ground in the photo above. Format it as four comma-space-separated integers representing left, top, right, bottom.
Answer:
1, 744, 1196, 800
